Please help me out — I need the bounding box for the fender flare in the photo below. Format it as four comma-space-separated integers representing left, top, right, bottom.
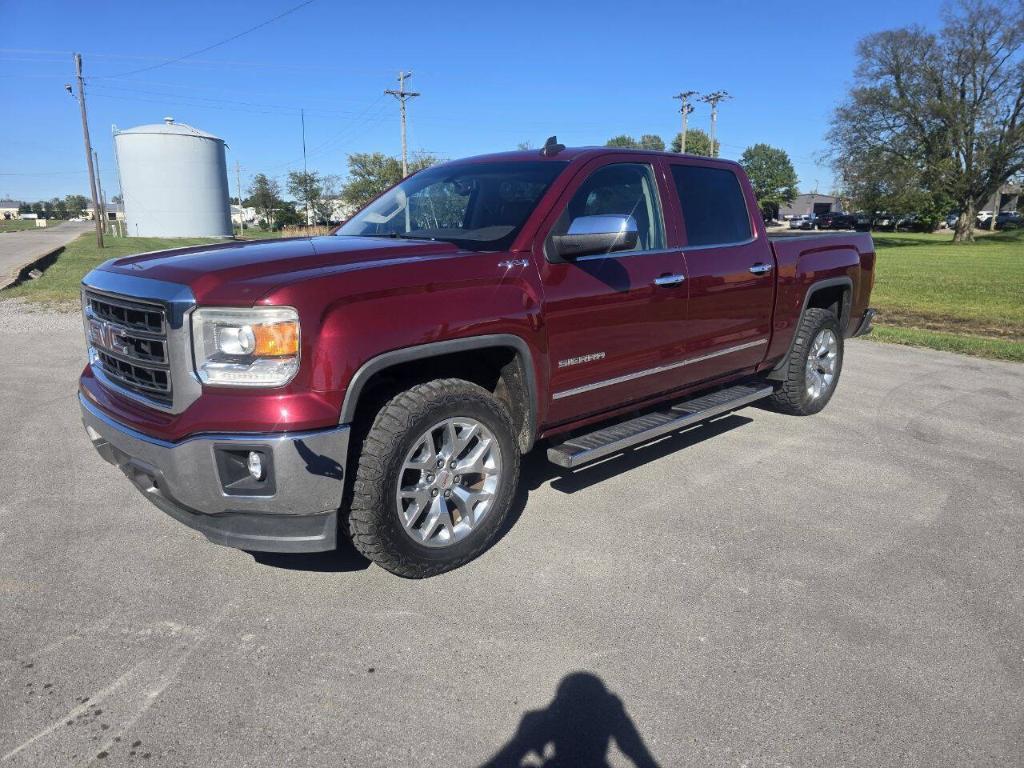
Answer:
770, 276, 853, 376
338, 334, 539, 451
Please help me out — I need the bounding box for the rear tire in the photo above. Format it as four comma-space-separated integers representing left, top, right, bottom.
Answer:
765, 307, 843, 416
347, 378, 520, 578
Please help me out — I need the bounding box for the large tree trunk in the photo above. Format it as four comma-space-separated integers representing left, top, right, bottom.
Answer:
953, 199, 976, 243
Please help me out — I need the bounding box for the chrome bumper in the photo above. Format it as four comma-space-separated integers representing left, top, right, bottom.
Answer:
79, 394, 348, 553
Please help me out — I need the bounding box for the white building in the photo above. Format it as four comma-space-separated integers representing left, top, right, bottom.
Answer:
0, 199, 23, 219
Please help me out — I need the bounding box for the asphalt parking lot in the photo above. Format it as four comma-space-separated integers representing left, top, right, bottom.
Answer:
1, 299, 1022, 767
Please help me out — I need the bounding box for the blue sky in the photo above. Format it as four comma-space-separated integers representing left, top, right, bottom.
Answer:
3, 0, 945, 202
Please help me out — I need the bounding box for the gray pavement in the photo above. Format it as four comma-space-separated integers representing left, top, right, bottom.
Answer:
0, 223, 91, 289
1, 298, 1022, 767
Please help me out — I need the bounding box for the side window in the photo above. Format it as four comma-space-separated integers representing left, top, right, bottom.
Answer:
671, 165, 752, 247
550, 163, 665, 253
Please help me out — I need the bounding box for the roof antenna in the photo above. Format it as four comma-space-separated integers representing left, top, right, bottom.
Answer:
540, 136, 565, 157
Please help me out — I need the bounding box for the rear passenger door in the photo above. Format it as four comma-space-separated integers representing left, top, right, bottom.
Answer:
666, 161, 775, 381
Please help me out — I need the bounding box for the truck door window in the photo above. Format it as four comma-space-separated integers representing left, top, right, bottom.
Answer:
671, 165, 752, 247
548, 163, 665, 255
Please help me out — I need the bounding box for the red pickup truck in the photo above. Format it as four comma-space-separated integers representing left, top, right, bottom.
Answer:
79, 141, 875, 577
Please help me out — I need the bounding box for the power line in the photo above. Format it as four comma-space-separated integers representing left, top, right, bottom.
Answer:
102, 0, 319, 78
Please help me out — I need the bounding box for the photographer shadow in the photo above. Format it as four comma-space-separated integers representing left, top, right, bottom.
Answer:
480, 672, 661, 768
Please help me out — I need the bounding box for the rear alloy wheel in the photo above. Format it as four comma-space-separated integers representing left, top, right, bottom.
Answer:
348, 379, 520, 578
765, 307, 844, 416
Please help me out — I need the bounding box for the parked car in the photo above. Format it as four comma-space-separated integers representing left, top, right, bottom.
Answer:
79, 142, 876, 578
788, 214, 815, 230
816, 211, 857, 230
995, 211, 1021, 230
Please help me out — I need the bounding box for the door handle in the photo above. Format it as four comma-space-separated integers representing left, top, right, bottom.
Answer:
749, 263, 774, 275
653, 274, 686, 287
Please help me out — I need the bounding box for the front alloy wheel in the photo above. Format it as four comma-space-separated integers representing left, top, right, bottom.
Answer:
396, 417, 502, 548
348, 378, 520, 578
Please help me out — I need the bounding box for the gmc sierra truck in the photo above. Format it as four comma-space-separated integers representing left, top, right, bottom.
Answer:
79, 140, 875, 578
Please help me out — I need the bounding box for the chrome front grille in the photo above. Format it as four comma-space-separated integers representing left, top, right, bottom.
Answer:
85, 291, 172, 406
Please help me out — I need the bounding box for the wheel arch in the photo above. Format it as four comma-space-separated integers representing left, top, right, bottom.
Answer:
339, 334, 539, 453
769, 276, 852, 378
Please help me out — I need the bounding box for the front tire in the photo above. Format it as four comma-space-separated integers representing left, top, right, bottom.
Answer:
347, 379, 521, 578
765, 307, 843, 416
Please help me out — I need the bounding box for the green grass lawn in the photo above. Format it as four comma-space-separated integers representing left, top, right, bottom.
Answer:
1, 219, 56, 233
867, 228, 1023, 361
2, 233, 218, 306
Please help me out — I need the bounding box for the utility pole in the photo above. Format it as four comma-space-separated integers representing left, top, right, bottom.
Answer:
235, 159, 244, 235
385, 71, 420, 177
93, 150, 107, 236
72, 53, 103, 247
300, 108, 310, 225
701, 91, 731, 158
672, 91, 698, 153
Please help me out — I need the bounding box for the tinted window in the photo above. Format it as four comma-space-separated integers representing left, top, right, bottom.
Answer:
337, 161, 566, 251
671, 165, 751, 246
549, 163, 665, 254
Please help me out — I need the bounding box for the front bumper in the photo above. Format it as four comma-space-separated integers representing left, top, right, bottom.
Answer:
80, 394, 348, 553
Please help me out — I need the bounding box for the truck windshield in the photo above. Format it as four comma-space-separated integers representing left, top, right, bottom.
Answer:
336, 160, 567, 251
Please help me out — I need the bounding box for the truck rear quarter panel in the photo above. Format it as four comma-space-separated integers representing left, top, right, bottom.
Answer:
764, 233, 875, 366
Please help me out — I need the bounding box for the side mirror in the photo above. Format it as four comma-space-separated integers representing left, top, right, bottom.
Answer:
551, 214, 639, 259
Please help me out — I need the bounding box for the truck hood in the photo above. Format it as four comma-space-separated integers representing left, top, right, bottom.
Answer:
96, 235, 462, 304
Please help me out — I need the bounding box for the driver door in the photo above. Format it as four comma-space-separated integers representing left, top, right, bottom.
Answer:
535, 158, 689, 426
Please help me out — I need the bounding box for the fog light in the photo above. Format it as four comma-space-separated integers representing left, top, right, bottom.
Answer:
247, 451, 264, 480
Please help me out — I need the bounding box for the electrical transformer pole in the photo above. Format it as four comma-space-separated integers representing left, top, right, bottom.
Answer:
385, 71, 420, 177
672, 91, 698, 153
701, 91, 731, 158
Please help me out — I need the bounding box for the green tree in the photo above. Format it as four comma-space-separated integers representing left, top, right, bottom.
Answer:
670, 129, 719, 157
64, 195, 88, 218
739, 144, 799, 220
638, 134, 665, 151
828, 0, 1024, 242
340, 152, 437, 211
247, 173, 282, 229
286, 170, 324, 225
605, 134, 666, 151
606, 134, 639, 148
52, 197, 69, 219
273, 202, 304, 230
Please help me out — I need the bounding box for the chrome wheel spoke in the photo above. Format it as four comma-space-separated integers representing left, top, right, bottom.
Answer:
455, 437, 494, 475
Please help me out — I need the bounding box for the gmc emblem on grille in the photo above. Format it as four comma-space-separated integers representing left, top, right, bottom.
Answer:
88, 318, 130, 355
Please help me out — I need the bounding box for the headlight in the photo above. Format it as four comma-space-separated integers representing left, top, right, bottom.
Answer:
191, 307, 300, 387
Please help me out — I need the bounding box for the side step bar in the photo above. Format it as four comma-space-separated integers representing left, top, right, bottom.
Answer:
546, 382, 774, 469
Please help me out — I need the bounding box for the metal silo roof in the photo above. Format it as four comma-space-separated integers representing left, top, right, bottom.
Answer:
114, 117, 223, 141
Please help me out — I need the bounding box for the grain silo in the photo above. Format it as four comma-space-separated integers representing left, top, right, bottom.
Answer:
113, 117, 233, 238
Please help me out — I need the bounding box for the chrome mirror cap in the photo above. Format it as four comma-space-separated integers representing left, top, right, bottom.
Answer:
566, 214, 638, 236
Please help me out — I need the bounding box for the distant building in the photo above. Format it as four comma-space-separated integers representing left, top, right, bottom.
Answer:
985, 182, 1021, 214
230, 204, 258, 226
779, 194, 841, 220
85, 202, 125, 222
0, 199, 23, 219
